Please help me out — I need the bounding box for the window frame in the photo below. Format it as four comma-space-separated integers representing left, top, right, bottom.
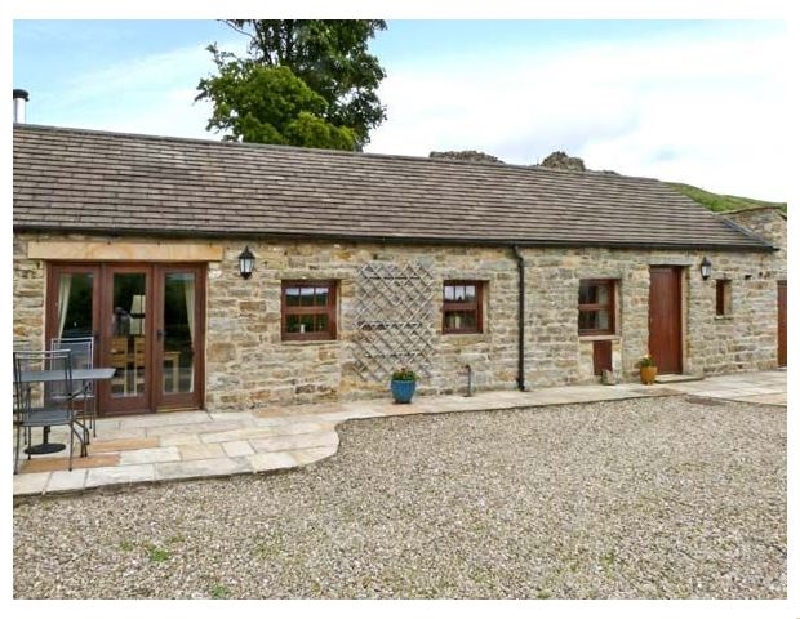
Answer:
578, 279, 617, 336
715, 279, 731, 317
442, 280, 484, 335
280, 280, 338, 341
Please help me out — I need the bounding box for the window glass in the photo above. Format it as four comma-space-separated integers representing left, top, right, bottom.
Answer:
443, 281, 483, 334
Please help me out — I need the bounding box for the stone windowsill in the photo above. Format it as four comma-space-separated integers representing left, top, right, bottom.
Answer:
578, 334, 621, 342
280, 338, 340, 347
440, 332, 488, 343
714, 315, 734, 322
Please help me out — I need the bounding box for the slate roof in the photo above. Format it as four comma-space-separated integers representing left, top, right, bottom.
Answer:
13, 124, 773, 251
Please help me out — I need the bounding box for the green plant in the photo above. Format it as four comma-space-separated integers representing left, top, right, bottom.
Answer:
143, 542, 171, 563
210, 584, 230, 599
636, 355, 655, 369
120, 541, 134, 552
391, 367, 416, 381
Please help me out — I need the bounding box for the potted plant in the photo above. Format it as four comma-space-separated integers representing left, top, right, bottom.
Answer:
636, 354, 657, 385
390, 367, 416, 404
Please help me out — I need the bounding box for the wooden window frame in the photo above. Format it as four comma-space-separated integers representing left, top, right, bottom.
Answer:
281, 280, 338, 341
715, 279, 731, 317
578, 279, 617, 336
442, 280, 484, 335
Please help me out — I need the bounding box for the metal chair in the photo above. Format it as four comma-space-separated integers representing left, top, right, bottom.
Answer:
51, 336, 97, 437
13, 350, 88, 475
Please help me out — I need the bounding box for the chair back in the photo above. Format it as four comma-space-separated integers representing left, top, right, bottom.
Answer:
14, 349, 74, 412
51, 336, 94, 370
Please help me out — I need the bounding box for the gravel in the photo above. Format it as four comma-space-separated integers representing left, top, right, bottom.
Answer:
13, 396, 786, 599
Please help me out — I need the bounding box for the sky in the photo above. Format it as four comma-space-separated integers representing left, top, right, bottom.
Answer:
12, 19, 789, 201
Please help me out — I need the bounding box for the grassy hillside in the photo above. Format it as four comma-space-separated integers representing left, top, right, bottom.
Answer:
667, 182, 787, 215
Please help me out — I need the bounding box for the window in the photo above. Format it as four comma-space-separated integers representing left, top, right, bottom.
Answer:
716, 280, 731, 317
443, 281, 484, 334
281, 281, 337, 340
578, 279, 616, 335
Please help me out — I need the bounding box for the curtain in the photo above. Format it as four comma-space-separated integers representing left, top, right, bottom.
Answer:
184, 275, 196, 392
57, 274, 72, 340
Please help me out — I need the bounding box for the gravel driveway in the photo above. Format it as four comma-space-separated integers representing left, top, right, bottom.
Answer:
13, 396, 786, 599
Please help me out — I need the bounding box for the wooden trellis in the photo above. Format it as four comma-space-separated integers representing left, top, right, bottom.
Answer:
353, 260, 435, 382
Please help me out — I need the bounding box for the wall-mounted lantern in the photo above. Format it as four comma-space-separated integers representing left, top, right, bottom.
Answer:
700, 256, 712, 281
239, 245, 255, 279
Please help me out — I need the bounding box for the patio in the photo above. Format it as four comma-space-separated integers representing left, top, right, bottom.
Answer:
13, 370, 786, 498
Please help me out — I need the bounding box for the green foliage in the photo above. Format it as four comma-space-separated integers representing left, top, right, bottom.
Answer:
636, 355, 655, 369
143, 542, 171, 563
391, 367, 416, 381
119, 541, 134, 552
668, 182, 786, 214
210, 584, 230, 599
167, 533, 186, 544
197, 52, 356, 149
197, 19, 386, 150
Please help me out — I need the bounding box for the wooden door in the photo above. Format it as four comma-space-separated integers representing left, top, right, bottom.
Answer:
593, 340, 613, 376
649, 267, 683, 374
154, 265, 205, 411
778, 280, 786, 367
99, 265, 152, 413
47, 262, 206, 415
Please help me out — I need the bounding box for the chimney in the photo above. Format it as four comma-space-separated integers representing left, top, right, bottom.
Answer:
13, 89, 29, 124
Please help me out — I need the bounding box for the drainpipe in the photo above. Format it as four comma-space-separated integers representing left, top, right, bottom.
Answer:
512, 245, 526, 391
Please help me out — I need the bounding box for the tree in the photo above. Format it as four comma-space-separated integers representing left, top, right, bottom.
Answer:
197, 19, 387, 150
198, 48, 355, 149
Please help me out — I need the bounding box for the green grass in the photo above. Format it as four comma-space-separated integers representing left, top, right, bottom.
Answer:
143, 542, 171, 563
210, 584, 230, 599
667, 182, 787, 214
167, 534, 186, 544
119, 541, 134, 552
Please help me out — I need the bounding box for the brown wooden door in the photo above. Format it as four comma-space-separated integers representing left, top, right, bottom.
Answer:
593, 340, 613, 376
649, 266, 683, 374
154, 265, 205, 411
778, 280, 786, 367
47, 262, 205, 415
99, 265, 151, 413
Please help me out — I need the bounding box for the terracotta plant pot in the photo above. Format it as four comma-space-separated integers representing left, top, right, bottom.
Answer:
639, 366, 658, 385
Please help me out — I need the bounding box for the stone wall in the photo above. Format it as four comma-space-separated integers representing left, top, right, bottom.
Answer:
723, 208, 787, 278
13, 234, 46, 349
12, 227, 785, 411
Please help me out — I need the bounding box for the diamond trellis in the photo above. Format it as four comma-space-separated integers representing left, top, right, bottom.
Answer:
353, 260, 436, 382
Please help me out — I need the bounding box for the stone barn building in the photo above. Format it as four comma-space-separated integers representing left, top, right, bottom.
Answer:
12, 124, 787, 414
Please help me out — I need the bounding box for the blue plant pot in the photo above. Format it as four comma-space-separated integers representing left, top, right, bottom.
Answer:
390, 379, 416, 404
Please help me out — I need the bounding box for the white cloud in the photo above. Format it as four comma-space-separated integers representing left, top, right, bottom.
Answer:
367, 23, 788, 201
31, 37, 246, 140
24, 22, 787, 201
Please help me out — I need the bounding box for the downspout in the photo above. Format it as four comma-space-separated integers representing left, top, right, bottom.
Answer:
512, 245, 526, 391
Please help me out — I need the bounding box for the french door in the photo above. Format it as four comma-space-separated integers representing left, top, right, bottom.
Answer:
46, 263, 205, 414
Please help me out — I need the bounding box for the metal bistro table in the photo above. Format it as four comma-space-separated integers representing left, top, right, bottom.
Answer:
16, 367, 116, 456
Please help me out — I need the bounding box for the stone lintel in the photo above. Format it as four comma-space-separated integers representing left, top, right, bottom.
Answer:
27, 241, 224, 262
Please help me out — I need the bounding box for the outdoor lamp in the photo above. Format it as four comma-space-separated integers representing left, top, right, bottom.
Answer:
239, 245, 255, 279
700, 256, 712, 281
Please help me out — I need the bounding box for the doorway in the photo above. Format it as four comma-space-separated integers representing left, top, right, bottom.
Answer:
648, 266, 684, 374
46, 263, 205, 414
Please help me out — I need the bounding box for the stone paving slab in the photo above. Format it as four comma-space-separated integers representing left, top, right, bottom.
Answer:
119, 446, 181, 466
12, 370, 786, 497
154, 457, 250, 481
48, 469, 88, 492
85, 464, 156, 487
